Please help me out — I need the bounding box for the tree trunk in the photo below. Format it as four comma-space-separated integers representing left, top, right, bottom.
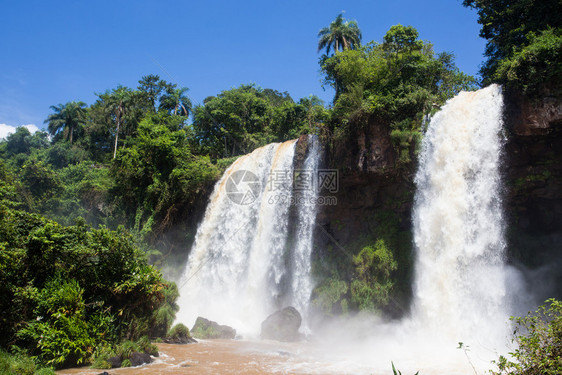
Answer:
113, 117, 120, 159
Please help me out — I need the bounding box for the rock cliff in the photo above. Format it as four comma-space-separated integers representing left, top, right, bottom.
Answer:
308, 87, 562, 317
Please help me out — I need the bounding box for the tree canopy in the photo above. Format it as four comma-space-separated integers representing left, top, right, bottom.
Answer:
463, 0, 562, 95
321, 24, 477, 164
318, 13, 362, 55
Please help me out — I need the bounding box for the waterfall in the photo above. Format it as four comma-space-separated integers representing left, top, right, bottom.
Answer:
176, 136, 319, 336
412, 84, 510, 345
291, 135, 320, 325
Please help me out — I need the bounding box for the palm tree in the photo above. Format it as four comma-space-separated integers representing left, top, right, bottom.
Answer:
159, 86, 192, 116
106, 87, 132, 159
44, 101, 87, 144
317, 13, 362, 55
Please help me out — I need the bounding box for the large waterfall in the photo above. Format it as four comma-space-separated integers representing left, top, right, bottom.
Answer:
176, 136, 319, 336
412, 84, 511, 350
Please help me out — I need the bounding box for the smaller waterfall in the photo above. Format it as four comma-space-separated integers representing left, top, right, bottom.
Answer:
291, 135, 320, 324
176, 136, 320, 336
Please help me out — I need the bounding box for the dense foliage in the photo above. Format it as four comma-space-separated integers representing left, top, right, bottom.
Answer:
463, 0, 562, 95
193, 84, 327, 159
321, 24, 477, 164
0, 203, 171, 368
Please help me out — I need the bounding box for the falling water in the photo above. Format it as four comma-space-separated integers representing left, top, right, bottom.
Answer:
412, 84, 510, 347
291, 135, 320, 325
176, 137, 320, 336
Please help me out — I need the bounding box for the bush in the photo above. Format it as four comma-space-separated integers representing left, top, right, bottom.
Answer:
492, 298, 562, 375
350, 239, 398, 311
167, 323, 191, 340
115, 340, 141, 361
0, 350, 55, 375
0, 206, 169, 368
136, 336, 159, 357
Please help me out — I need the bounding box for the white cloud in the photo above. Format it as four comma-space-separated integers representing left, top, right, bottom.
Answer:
0, 123, 40, 140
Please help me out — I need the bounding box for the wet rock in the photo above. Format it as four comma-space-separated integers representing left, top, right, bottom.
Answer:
107, 356, 121, 368
163, 335, 197, 344
261, 306, 302, 342
164, 323, 197, 344
191, 317, 236, 339
129, 351, 152, 366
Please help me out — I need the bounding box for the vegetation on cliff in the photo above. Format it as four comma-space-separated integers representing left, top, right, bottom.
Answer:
320, 24, 478, 165
463, 0, 562, 96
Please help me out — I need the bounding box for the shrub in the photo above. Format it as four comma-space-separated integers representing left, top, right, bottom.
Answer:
167, 323, 191, 340
115, 340, 141, 361
136, 336, 158, 357
491, 298, 562, 375
0, 350, 55, 375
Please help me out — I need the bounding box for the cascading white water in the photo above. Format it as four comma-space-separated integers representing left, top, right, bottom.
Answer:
412, 84, 510, 346
291, 135, 320, 325
175, 141, 296, 335
176, 137, 319, 336
291, 85, 515, 375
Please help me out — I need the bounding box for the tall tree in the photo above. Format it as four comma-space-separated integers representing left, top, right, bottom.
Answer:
44, 101, 87, 144
138, 74, 164, 111
317, 13, 362, 55
159, 86, 192, 117
95, 86, 141, 159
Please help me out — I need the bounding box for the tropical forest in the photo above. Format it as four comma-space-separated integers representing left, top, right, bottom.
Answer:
0, 0, 561, 374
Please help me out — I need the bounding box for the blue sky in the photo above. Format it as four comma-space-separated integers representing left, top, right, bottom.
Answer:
0, 0, 484, 134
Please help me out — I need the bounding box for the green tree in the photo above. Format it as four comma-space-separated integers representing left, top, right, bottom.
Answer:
44, 101, 87, 144
159, 86, 192, 117
463, 0, 561, 90
95, 87, 144, 159
350, 239, 397, 311
137, 74, 169, 112
321, 25, 477, 164
2, 127, 48, 156
192, 84, 275, 158
111, 117, 219, 240
318, 13, 362, 55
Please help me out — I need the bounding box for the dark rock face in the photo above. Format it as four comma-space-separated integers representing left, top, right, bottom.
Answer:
504, 88, 562, 136
191, 317, 236, 339
129, 351, 152, 366
503, 89, 562, 301
261, 306, 302, 342
311, 115, 415, 319
329, 116, 397, 173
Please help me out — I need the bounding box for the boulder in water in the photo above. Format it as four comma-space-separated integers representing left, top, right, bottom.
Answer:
129, 351, 152, 366
260, 306, 302, 342
164, 323, 197, 344
191, 317, 236, 339
107, 355, 121, 368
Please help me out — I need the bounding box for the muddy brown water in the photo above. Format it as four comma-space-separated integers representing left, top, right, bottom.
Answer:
56, 340, 322, 375
56, 338, 483, 375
